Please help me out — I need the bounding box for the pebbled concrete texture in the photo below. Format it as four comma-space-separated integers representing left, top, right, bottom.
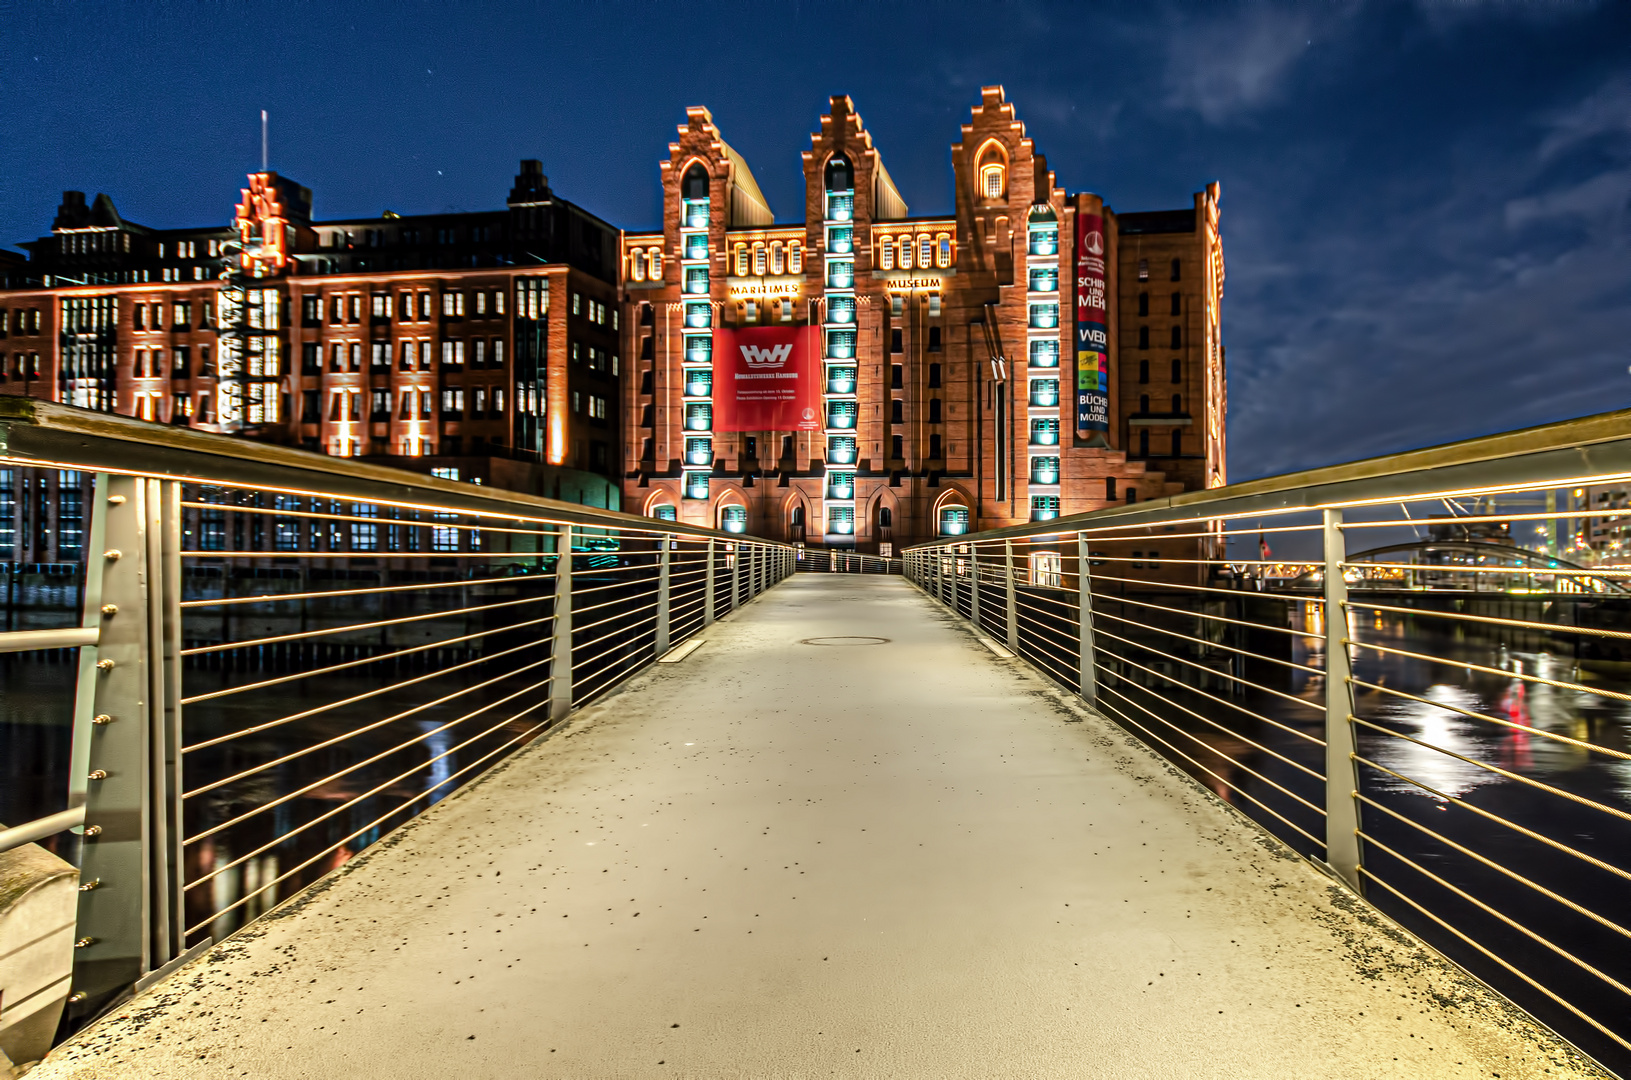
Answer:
32, 574, 1608, 1079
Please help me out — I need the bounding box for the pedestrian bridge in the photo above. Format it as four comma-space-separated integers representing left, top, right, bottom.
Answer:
3, 400, 1630, 1078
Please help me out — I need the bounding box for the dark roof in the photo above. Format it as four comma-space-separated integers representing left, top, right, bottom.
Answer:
1117, 209, 1195, 235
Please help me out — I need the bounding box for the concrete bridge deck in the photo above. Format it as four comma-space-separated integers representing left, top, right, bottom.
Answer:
31, 574, 1602, 1079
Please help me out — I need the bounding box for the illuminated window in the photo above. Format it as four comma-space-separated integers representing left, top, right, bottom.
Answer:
982, 165, 1004, 199
753, 243, 767, 276
770, 242, 784, 274
1138, 259, 1149, 281
631, 249, 646, 282
722, 505, 747, 533
648, 247, 663, 280
898, 236, 913, 270
878, 238, 894, 270
787, 243, 802, 274
734, 244, 748, 276
936, 234, 952, 268
939, 506, 969, 536
919, 235, 932, 269
653, 503, 677, 521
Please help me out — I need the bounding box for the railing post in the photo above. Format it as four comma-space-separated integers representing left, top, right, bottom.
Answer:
704, 539, 717, 626
970, 544, 982, 629
655, 533, 671, 657
1323, 508, 1364, 894
68, 474, 186, 1024
731, 541, 742, 610
949, 545, 959, 614
1077, 531, 1097, 706
549, 525, 573, 724
1003, 538, 1019, 651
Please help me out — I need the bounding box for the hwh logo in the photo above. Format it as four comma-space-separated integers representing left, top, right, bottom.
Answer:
741, 344, 794, 369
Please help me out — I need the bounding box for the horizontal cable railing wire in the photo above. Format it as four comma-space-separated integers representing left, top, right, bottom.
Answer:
903, 402, 1631, 1075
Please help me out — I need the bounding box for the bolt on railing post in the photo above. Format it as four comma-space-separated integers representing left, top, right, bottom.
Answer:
68, 474, 186, 1024
704, 539, 717, 626
1323, 508, 1364, 894
655, 533, 671, 657
1076, 532, 1098, 705
1004, 538, 1019, 651
549, 525, 574, 724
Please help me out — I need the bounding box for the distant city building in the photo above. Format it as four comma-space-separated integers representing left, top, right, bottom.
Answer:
621, 88, 1226, 549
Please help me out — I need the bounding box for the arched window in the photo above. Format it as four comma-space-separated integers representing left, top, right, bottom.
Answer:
919, 235, 933, 270
734, 243, 748, 276
936, 234, 952, 268
720, 505, 747, 533
630, 249, 646, 282
787, 242, 802, 274
770, 242, 784, 274
682, 164, 709, 200
824, 156, 853, 192
898, 236, 913, 270
648, 247, 663, 280
791, 505, 804, 526
878, 506, 893, 528
977, 143, 1007, 200
753, 243, 767, 276
878, 238, 894, 270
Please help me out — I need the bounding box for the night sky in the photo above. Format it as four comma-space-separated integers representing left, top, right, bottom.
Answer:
3, 1, 1629, 482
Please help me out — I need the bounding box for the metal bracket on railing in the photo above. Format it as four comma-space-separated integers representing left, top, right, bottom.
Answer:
1322, 508, 1364, 894
655, 533, 672, 657
549, 525, 573, 723
1003, 539, 1019, 652
67, 475, 186, 1025
1077, 532, 1098, 706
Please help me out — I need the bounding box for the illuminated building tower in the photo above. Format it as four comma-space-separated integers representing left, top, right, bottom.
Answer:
621, 89, 1227, 550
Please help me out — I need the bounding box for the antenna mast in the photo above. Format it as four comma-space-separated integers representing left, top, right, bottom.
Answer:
260, 110, 268, 172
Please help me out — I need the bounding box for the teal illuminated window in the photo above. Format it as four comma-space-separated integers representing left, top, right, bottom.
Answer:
684, 473, 709, 500
1029, 378, 1060, 407
1030, 496, 1060, 522
826, 260, 854, 289
827, 472, 855, 500
685, 302, 711, 328
653, 503, 677, 521
825, 366, 857, 395
827, 225, 853, 254
1028, 303, 1059, 329
684, 267, 709, 295
683, 199, 709, 229
1029, 339, 1059, 367
939, 506, 970, 536
827, 505, 855, 535
825, 328, 856, 359
722, 505, 747, 533
684, 403, 712, 431
684, 369, 712, 397
826, 192, 853, 221
1028, 267, 1058, 292
685, 437, 713, 466
1028, 227, 1058, 256
826, 400, 858, 430
828, 295, 856, 324
684, 334, 712, 363
1029, 418, 1060, 446
1030, 456, 1060, 484
684, 233, 708, 260
828, 435, 857, 464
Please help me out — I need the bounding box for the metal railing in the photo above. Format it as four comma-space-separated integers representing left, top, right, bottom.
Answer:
905, 407, 1631, 1075
794, 548, 901, 574
0, 396, 794, 1027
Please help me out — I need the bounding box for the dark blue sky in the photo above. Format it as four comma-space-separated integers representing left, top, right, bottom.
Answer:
3, 1, 1629, 480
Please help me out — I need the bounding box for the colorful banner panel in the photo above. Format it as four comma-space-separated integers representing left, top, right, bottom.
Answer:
1075, 213, 1110, 433
712, 325, 821, 432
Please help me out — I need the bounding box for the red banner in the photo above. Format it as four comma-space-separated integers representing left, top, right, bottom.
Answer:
712, 325, 821, 432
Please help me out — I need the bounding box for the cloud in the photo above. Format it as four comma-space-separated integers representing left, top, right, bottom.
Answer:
1158, 4, 1321, 124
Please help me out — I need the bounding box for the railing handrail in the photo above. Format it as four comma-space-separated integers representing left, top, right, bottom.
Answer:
904, 404, 1631, 549
0, 396, 777, 547
0, 806, 86, 855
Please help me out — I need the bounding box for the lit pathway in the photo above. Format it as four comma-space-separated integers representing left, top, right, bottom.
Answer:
35, 575, 1603, 1079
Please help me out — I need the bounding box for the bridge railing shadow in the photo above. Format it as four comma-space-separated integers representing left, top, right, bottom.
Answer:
0, 398, 795, 1045
905, 407, 1631, 1076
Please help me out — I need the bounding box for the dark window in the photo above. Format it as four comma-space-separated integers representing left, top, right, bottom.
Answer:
1137, 292, 1149, 316
878, 506, 892, 528
781, 435, 793, 459
1170, 326, 1182, 349
1170, 258, 1181, 281
1171, 394, 1181, 413
1139, 394, 1150, 413
682, 164, 709, 200
891, 363, 903, 389
927, 326, 941, 352
824, 156, 852, 191
791, 506, 805, 526
1171, 431, 1183, 457
891, 328, 903, 353
640, 336, 654, 359
891, 434, 904, 459
1138, 326, 1149, 350
929, 398, 942, 423
302, 296, 319, 325
302, 391, 319, 423
639, 404, 654, 428
1171, 358, 1181, 383
172, 346, 190, 376
1170, 292, 1181, 316
1131, 551, 1142, 569
744, 436, 757, 459
1127, 487, 1137, 503
891, 399, 903, 424
329, 344, 342, 372
1138, 359, 1149, 384
1105, 477, 1117, 501
639, 370, 654, 395
1139, 429, 1149, 457
640, 437, 654, 461
928, 363, 941, 388
302, 343, 319, 374
929, 433, 942, 459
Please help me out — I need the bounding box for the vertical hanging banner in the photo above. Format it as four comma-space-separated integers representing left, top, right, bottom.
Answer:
713, 325, 821, 432
1075, 213, 1110, 434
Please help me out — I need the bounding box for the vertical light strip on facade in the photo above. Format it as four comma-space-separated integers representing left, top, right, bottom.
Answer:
821, 159, 857, 544
679, 171, 713, 506
1025, 209, 1062, 521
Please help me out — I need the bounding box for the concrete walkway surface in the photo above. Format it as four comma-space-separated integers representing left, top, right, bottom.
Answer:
31, 574, 1606, 1078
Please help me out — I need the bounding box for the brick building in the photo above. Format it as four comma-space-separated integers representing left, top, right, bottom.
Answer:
0, 162, 624, 560
621, 88, 1225, 550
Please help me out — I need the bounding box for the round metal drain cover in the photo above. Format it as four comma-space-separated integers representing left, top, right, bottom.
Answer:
799, 636, 891, 647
